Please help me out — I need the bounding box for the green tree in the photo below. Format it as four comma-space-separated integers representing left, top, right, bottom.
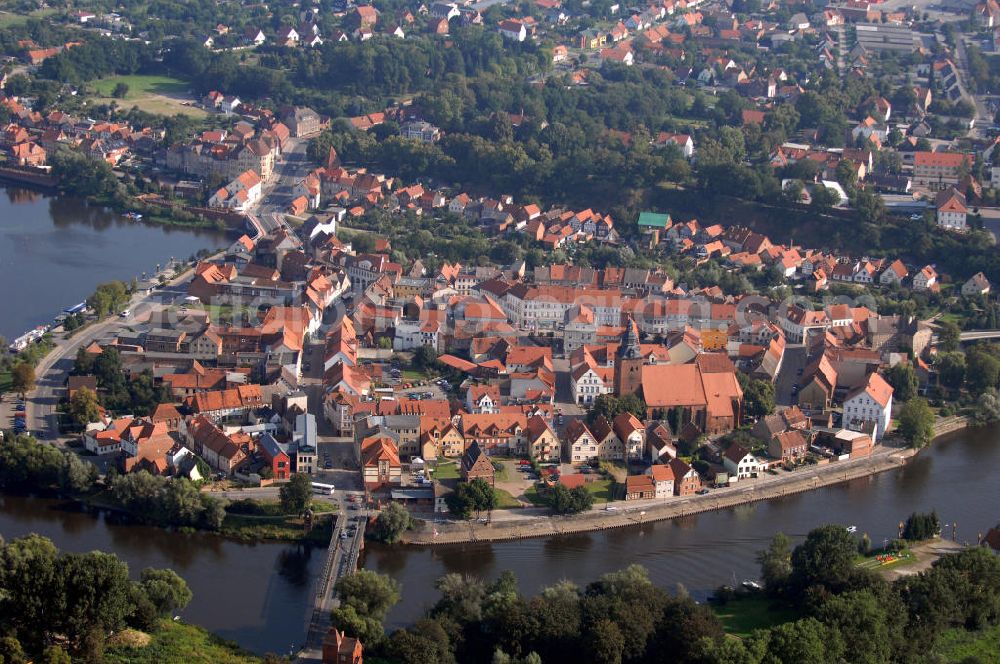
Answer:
40, 645, 72, 664
897, 397, 936, 449
61, 451, 97, 492
412, 344, 439, 372
11, 363, 35, 396
937, 320, 962, 352
139, 568, 193, 618
586, 618, 624, 664
790, 525, 859, 595
112, 82, 129, 98
68, 386, 101, 426
446, 478, 499, 519
757, 532, 792, 595
331, 569, 401, 645
371, 502, 412, 544
902, 511, 940, 541
55, 551, 134, 649
0, 535, 60, 651
966, 349, 1000, 396
743, 378, 776, 420
547, 483, 594, 514
388, 618, 456, 664
974, 388, 1000, 424
937, 352, 967, 391
279, 473, 312, 514
885, 363, 918, 402
756, 617, 844, 664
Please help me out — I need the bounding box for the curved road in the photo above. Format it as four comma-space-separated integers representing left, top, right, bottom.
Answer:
26, 263, 207, 443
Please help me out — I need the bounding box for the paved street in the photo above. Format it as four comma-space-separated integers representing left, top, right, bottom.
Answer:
26, 261, 206, 444
252, 137, 311, 233
773, 345, 807, 407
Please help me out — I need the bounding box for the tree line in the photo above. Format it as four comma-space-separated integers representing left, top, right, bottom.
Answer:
0, 534, 191, 662
330, 522, 1000, 664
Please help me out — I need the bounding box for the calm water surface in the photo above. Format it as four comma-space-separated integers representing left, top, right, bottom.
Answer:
366, 427, 1000, 629
0, 186, 226, 340
0, 494, 322, 655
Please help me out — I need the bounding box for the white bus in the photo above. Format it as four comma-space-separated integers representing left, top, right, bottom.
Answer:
312, 482, 335, 495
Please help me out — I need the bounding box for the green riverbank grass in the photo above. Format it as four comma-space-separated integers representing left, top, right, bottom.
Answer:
712, 595, 797, 638
933, 623, 1000, 663
106, 619, 262, 663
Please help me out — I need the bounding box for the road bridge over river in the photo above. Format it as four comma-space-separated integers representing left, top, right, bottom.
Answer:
295, 509, 367, 663
959, 329, 1000, 342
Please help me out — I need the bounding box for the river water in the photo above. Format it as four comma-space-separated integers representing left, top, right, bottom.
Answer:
0, 430, 995, 650
365, 427, 1000, 629
0, 186, 227, 340
0, 495, 323, 656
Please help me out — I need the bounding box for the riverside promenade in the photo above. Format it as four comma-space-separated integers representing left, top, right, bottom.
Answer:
405, 418, 975, 546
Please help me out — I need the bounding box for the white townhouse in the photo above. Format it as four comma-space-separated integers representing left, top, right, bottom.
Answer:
843, 372, 893, 441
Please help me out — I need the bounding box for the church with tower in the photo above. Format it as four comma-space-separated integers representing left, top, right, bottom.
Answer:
614, 317, 644, 397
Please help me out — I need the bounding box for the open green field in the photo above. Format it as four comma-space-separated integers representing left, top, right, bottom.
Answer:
91, 75, 208, 118
0, 8, 56, 27
431, 461, 459, 480
523, 478, 615, 505
494, 488, 521, 508
934, 624, 1000, 663
584, 478, 615, 503
712, 596, 797, 638
105, 619, 261, 664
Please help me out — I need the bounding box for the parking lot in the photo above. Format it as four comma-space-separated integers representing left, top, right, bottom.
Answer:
1, 394, 27, 438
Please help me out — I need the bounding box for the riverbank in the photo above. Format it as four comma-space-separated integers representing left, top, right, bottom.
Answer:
403, 419, 978, 546
83, 489, 336, 545
106, 619, 263, 664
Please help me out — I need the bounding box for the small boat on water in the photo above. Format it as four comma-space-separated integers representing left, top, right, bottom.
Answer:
123, 212, 143, 221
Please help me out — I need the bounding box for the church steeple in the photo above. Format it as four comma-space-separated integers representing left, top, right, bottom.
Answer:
617, 315, 641, 360
614, 316, 644, 397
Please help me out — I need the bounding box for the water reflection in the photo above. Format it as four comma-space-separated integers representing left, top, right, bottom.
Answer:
6, 186, 40, 204
0, 185, 226, 338
367, 426, 1000, 630
277, 545, 314, 587
0, 493, 322, 655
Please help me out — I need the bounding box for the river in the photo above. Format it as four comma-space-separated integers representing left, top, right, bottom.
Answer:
0, 494, 323, 656
0, 424, 996, 653
364, 426, 1000, 630
0, 186, 227, 340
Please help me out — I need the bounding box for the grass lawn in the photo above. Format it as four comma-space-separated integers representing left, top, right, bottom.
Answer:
523, 479, 614, 504
185, 302, 254, 324
933, 624, 1000, 663
584, 479, 615, 503
221, 512, 333, 544
431, 461, 459, 480
492, 461, 510, 481
523, 484, 547, 506
494, 488, 521, 508
0, 371, 11, 395
90, 75, 207, 118
856, 548, 914, 572
0, 8, 56, 27
105, 619, 262, 664
401, 370, 427, 382
712, 596, 797, 638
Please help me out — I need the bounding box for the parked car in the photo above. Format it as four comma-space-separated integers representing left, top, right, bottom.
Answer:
696, 488, 710, 495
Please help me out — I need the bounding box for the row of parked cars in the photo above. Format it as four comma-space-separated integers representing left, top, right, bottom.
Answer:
10, 399, 26, 435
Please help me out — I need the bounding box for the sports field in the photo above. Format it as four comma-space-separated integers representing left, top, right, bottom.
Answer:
91, 75, 207, 118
